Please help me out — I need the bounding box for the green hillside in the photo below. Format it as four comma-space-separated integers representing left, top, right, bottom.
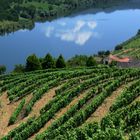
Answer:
113, 32, 140, 59
0, 66, 139, 139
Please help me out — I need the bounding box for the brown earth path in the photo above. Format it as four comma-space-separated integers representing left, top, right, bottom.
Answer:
135, 96, 140, 101
0, 92, 32, 137
28, 87, 59, 117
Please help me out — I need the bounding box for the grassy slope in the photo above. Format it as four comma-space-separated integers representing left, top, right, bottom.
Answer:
113, 34, 140, 58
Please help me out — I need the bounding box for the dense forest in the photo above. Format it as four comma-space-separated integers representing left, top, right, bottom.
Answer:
0, 0, 129, 35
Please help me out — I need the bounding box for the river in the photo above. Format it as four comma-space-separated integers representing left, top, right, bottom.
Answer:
0, 0, 140, 71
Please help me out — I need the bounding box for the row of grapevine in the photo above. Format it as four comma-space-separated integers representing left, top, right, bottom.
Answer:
101, 101, 140, 132
22, 71, 137, 139
35, 71, 140, 140
0, 68, 108, 139
40, 69, 132, 114
8, 99, 26, 125
0, 66, 111, 81
7, 71, 68, 101
24, 69, 108, 116
9, 72, 113, 139
35, 80, 114, 140
51, 102, 140, 140
110, 80, 140, 112
36, 78, 125, 140
54, 67, 118, 96
1, 67, 140, 140
1, 117, 35, 140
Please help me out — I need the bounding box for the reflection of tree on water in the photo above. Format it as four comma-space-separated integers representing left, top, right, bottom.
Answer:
0, 20, 35, 36
0, 0, 134, 36
73, 0, 140, 16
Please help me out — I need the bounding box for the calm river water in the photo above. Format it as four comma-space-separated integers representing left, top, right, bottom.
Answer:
1, 1, 140, 71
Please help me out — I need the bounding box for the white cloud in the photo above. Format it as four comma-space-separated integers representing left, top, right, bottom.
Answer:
87, 21, 97, 29
73, 20, 85, 32
19, 29, 27, 32
60, 32, 73, 42
55, 20, 93, 45
76, 32, 93, 45
58, 21, 66, 26
57, 31, 93, 46
45, 26, 54, 37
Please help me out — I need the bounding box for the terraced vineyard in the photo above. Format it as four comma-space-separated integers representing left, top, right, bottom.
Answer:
0, 66, 140, 140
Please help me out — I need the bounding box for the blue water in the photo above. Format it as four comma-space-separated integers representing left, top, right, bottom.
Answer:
1, 3, 140, 71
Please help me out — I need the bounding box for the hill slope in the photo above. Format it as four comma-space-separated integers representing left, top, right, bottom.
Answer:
0, 66, 140, 139
113, 32, 140, 59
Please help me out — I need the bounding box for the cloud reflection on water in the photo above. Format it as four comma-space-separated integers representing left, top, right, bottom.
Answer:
42, 15, 99, 46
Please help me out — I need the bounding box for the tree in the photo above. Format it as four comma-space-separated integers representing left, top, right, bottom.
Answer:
86, 56, 97, 67
25, 54, 42, 71
115, 45, 123, 51
0, 65, 6, 75
137, 29, 140, 35
105, 50, 110, 56
67, 55, 88, 67
42, 53, 55, 69
13, 64, 25, 73
109, 61, 117, 67
56, 55, 66, 68
98, 51, 110, 57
